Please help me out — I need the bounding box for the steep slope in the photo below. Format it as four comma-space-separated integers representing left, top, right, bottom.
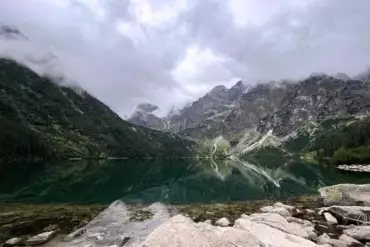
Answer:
258, 74, 370, 136
0, 59, 192, 159
129, 81, 248, 136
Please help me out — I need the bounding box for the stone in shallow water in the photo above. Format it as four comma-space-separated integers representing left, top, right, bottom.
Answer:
215, 217, 229, 226
323, 212, 338, 224
4, 237, 22, 246
260, 202, 295, 217
24, 230, 57, 246
64, 228, 86, 241
306, 209, 315, 214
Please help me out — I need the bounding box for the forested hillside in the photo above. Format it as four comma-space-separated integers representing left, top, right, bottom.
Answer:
0, 59, 192, 160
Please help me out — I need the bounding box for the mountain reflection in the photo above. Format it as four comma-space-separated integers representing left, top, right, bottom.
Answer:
0, 158, 368, 204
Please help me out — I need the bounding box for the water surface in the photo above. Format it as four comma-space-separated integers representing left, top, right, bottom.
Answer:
0, 158, 369, 204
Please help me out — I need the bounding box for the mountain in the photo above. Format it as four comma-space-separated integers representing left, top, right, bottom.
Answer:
129, 72, 370, 163
129, 80, 248, 136
0, 58, 192, 159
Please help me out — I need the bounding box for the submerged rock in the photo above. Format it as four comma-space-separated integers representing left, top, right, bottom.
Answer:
260, 202, 295, 217
24, 230, 57, 246
4, 237, 22, 246
319, 184, 370, 206
64, 228, 86, 241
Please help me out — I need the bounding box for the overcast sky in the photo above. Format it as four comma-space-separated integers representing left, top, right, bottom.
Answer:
0, 0, 370, 117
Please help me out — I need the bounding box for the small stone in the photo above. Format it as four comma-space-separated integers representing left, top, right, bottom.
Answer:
323, 212, 338, 224
204, 219, 212, 225
24, 231, 57, 246
286, 217, 314, 227
64, 228, 86, 241
117, 236, 130, 246
306, 209, 315, 214
4, 238, 22, 246
215, 217, 229, 227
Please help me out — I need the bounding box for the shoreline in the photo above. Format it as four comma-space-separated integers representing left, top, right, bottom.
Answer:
0, 195, 323, 244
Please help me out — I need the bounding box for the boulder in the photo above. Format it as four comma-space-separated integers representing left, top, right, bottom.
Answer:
4, 238, 22, 246
339, 234, 363, 247
306, 209, 315, 214
215, 217, 229, 227
141, 214, 262, 247
317, 233, 348, 247
24, 230, 57, 246
244, 213, 311, 239
319, 184, 370, 206
344, 225, 370, 241
234, 218, 321, 247
323, 212, 338, 224
322, 206, 370, 224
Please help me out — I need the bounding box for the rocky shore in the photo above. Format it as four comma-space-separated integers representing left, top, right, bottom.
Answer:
3, 184, 370, 246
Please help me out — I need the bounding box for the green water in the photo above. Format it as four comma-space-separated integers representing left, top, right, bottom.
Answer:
0, 159, 369, 204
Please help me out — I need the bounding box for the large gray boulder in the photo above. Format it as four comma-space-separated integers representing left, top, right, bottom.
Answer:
343, 225, 370, 241
319, 184, 370, 206
317, 233, 348, 247
141, 214, 263, 247
243, 213, 314, 239
234, 218, 321, 247
338, 234, 363, 247
320, 206, 370, 224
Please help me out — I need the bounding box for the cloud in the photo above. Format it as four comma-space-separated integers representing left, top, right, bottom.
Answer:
0, 0, 370, 117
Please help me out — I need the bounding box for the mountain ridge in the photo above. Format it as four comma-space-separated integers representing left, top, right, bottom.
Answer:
0, 58, 193, 159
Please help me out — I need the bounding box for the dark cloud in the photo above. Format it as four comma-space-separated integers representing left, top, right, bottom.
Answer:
0, 0, 369, 117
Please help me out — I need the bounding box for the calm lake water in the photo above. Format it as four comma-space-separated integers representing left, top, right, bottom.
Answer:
0, 158, 369, 204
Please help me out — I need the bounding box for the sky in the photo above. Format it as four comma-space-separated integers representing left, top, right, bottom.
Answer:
0, 0, 370, 117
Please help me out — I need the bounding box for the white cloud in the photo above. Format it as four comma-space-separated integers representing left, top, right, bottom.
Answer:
0, 0, 370, 117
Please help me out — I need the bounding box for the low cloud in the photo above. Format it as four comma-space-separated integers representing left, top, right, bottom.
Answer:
0, 0, 369, 117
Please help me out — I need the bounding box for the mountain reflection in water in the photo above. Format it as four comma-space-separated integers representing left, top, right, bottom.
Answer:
0, 158, 368, 204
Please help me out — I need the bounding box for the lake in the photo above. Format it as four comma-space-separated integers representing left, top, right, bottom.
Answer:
1, 158, 369, 205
